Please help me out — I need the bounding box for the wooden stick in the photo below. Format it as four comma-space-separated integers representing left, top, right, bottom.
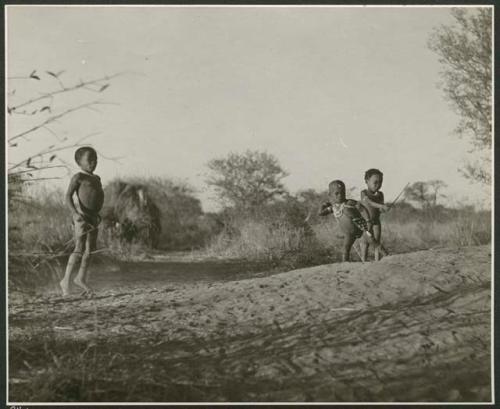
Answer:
388, 182, 410, 209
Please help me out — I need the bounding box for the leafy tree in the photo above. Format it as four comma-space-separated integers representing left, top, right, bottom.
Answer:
206, 150, 289, 210
404, 180, 448, 209
428, 8, 492, 184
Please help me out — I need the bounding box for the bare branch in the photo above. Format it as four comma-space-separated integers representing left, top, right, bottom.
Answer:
46, 70, 66, 90
9, 101, 104, 144
96, 153, 124, 162
8, 72, 125, 112
83, 105, 102, 114
42, 125, 66, 142
22, 177, 62, 182
8, 165, 67, 176
9, 132, 101, 171
8, 69, 124, 201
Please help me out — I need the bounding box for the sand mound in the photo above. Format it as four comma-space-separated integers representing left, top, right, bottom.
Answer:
9, 245, 491, 402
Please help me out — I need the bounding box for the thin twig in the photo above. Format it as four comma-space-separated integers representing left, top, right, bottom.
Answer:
8, 165, 67, 176
388, 182, 410, 209
97, 153, 124, 162
42, 125, 66, 142
22, 177, 62, 182
9, 72, 124, 111
9, 101, 104, 144
11, 248, 108, 258
9, 132, 100, 171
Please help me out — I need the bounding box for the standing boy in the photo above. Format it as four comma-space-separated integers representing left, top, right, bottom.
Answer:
360, 168, 389, 261
60, 146, 104, 297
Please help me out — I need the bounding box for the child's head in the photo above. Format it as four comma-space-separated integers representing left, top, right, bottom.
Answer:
75, 146, 98, 173
364, 168, 383, 193
328, 180, 346, 204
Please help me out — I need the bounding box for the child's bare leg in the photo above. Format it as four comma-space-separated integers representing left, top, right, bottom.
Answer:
373, 225, 381, 260
73, 255, 92, 294
372, 225, 388, 260
83, 229, 98, 289
60, 238, 84, 296
359, 237, 368, 262
342, 234, 356, 262
373, 224, 381, 242
74, 229, 96, 295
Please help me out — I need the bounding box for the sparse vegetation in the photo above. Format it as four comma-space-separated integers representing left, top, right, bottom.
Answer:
8, 176, 491, 294
9, 185, 75, 292
203, 192, 491, 268
7, 176, 222, 290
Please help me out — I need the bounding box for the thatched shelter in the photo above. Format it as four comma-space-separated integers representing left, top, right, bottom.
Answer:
102, 180, 161, 248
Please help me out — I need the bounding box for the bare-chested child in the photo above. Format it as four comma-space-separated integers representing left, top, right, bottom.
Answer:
319, 180, 387, 262
60, 147, 104, 297
360, 168, 389, 261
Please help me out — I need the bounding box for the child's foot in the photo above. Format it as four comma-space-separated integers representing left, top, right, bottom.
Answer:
73, 278, 91, 293
59, 279, 70, 297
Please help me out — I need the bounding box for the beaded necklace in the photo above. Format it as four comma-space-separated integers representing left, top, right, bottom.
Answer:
331, 203, 345, 218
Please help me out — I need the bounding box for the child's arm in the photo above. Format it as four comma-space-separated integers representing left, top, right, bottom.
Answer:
65, 174, 82, 218
318, 202, 333, 216
361, 191, 390, 212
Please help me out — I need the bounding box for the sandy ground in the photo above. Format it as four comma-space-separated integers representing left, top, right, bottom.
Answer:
9, 245, 491, 402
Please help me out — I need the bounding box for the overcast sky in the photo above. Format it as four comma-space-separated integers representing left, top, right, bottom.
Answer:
7, 6, 492, 211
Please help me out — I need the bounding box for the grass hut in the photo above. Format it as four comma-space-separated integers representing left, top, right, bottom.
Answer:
102, 180, 161, 249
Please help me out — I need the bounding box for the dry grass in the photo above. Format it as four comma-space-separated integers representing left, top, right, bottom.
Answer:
9, 187, 73, 252
204, 209, 491, 266
208, 221, 305, 260
9, 330, 218, 402
8, 186, 109, 292
383, 212, 491, 251
8, 181, 491, 291
204, 217, 333, 271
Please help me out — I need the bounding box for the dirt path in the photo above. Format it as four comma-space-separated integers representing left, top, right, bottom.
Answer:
9, 245, 491, 402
